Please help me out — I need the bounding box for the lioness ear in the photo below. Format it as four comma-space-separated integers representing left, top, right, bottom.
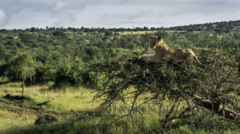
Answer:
158, 35, 162, 40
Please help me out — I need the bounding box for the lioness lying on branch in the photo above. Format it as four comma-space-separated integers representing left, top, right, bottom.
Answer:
141, 35, 210, 66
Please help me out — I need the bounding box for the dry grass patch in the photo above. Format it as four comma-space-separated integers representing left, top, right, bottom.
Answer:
0, 85, 100, 112
0, 85, 102, 132
0, 109, 38, 131
117, 31, 157, 35
0, 84, 190, 133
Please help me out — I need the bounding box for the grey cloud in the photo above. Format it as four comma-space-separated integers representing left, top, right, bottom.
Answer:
1, 0, 240, 29
98, 10, 152, 23
158, 10, 189, 18
84, 0, 107, 5
53, 13, 77, 26
50, 1, 86, 27
3, 0, 48, 14
156, 1, 238, 18
98, 13, 125, 23
127, 10, 151, 20
158, 10, 167, 18
3, 1, 86, 16
82, 0, 136, 5
0, 1, 51, 27
120, 0, 135, 4
51, 1, 85, 13
203, 7, 236, 16
98, 13, 110, 22
1, 0, 86, 28
0, 8, 7, 26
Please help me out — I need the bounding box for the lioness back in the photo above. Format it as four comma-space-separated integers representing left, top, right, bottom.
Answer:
142, 35, 210, 66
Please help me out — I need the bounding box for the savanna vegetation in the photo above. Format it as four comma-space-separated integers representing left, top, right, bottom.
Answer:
1, 21, 240, 133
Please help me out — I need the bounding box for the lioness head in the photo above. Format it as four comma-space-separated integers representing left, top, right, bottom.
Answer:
150, 35, 162, 50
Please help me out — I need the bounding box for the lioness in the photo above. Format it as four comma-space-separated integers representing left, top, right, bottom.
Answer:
141, 35, 210, 66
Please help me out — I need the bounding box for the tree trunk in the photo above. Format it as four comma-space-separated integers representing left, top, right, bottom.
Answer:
194, 95, 240, 121
22, 78, 25, 97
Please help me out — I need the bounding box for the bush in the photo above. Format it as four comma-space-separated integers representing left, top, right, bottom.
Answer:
154, 30, 169, 38
104, 31, 113, 36
52, 31, 66, 37
52, 58, 84, 89
89, 50, 240, 132
25, 62, 56, 86
52, 57, 103, 89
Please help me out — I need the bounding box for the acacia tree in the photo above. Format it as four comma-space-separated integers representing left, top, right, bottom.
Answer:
87, 47, 240, 133
8, 53, 36, 97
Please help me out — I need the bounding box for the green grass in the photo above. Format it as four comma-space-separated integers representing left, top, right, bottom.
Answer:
117, 31, 157, 35
0, 83, 237, 134
0, 103, 18, 109
0, 82, 22, 87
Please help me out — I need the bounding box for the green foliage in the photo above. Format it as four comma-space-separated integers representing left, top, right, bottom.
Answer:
52, 57, 105, 89
88, 49, 240, 133
19, 33, 36, 43
187, 29, 194, 32
104, 31, 113, 36
52, 31, 66, 37
53, 57, 85, 89
1, 27, 240, 90
154, 30, 169, 38
169, 20, 240, 30
1, 23, 240, 133
7, 52, 36, 96
8, 53, 36, 81
214, 28, 230, 34
25, 62, 56, 86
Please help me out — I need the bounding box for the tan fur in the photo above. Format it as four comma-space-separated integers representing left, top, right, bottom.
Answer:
142, 35, 210, 66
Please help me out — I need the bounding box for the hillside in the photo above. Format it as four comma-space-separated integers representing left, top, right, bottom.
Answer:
1, 25, 240, 133
2, 20, 240, 33
168, 20, 240, 31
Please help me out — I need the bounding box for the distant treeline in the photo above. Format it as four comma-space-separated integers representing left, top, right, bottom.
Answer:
169, 20, 240, 31
0, 20, 240, 88
1, 20, 240, 33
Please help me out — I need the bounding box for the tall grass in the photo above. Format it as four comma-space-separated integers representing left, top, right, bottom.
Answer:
0, 84, 235, 133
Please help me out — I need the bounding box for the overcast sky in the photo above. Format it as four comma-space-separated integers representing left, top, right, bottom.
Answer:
0, 0, 239, 29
